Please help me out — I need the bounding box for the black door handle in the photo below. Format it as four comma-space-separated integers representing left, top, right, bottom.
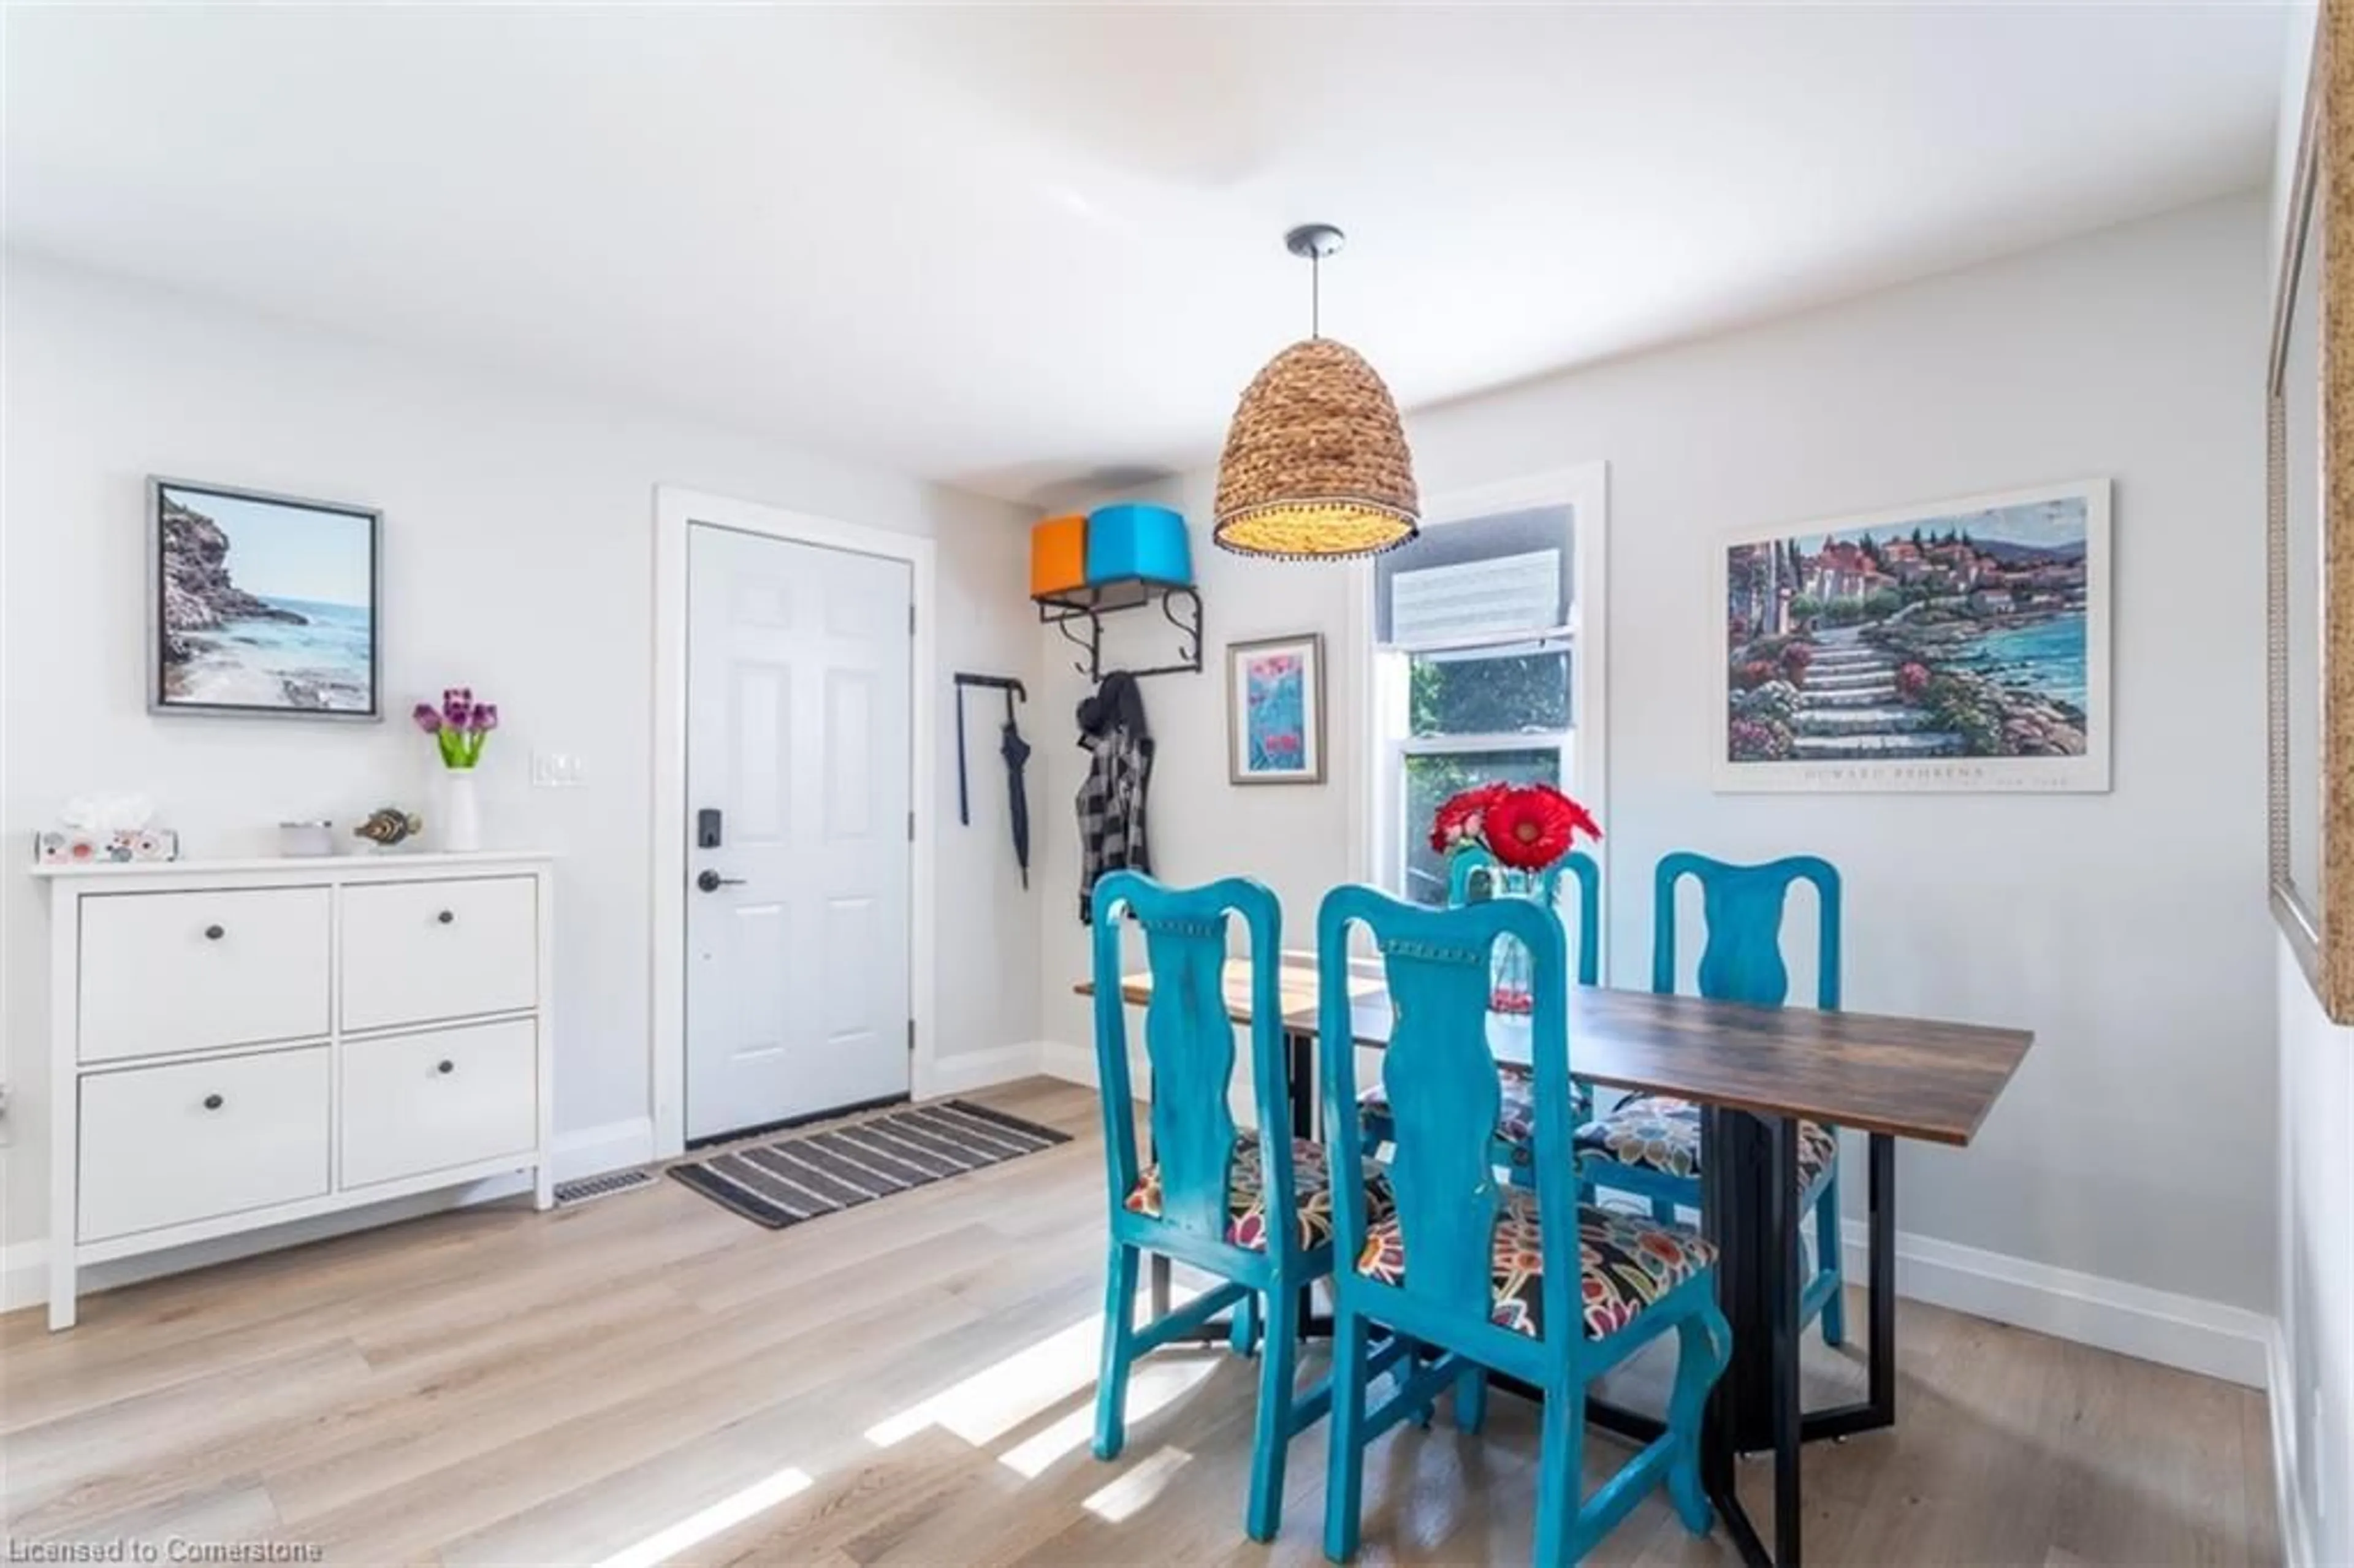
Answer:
696, 869, 748, 893
436, 1059, 455, 1075
204, 924, 225, 941
202, 1094, 224, 1110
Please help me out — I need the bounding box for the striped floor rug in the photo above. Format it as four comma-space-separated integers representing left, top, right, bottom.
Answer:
667, 1099, 1070, 1230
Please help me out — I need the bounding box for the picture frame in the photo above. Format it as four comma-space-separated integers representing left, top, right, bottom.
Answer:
2268, 2, 2354, 1021
1715, 478, 2111, 794
1227, 632, 1326, 785
148, 476, 382, 721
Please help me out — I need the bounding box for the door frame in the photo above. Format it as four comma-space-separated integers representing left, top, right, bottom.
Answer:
651, 485, 937, 1160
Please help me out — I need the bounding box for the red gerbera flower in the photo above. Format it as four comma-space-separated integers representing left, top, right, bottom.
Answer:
1429, 780, 1512, 853
1484, 784, 1602, 871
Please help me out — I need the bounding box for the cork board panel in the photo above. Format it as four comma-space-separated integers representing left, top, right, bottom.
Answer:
2272, 0, 2354, 1022
2325, 0, 2354, 1021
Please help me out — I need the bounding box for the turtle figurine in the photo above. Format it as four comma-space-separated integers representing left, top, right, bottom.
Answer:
354, 806, 424, 851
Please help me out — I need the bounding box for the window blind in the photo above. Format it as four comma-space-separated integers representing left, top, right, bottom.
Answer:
1374, 504, 1574, 648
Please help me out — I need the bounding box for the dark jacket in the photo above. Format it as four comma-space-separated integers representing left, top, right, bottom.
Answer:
1076, 672, 1153, 923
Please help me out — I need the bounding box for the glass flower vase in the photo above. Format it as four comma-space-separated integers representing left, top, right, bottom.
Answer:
1474, 865, 1541, 1018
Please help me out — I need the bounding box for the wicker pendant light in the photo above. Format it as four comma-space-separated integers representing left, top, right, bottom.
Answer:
1213, 225, 1419, 560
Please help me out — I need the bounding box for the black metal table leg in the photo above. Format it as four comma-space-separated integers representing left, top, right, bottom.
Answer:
1149, 1252, 1173, 1320
1697, 1106, 1756, 1562
1794, 1130, 1898, 1442
1288, 1027, 1317, 1143
1499, 1121, 1896, 1564
1288, 1027, 1331, 1339
1696, 1105, 1802, 1567
1869, 1131, 1896, 1426
1701, 1106, 1773, 1451
1767, 1116, 1803, 1567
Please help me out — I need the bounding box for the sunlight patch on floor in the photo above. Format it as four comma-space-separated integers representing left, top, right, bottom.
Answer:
864, 1285, 1212, 1455
997, 1353, 1220, 1478
864, 1314, 1102, 1450
590, 1464, 812, 1568
1081, 1444, 1195, 1523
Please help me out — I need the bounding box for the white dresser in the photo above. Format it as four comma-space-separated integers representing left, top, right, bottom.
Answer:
33, 851, 555, 1329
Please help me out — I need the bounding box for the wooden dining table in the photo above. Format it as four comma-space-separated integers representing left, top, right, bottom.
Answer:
1076, 951, 2033, 1568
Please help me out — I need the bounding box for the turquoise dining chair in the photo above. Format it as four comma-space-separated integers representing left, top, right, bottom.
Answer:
1360, 848, 1601, 1184
1575, 851, 1848, 1347
1317, 885, 1731, 1566
1089, 870, 1400, 1543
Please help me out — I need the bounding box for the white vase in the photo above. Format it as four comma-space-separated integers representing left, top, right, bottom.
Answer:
440, 768, 483, 853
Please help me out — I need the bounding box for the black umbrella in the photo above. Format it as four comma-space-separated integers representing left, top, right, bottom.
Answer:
1000, 712, 1032, 888
954, 674, 1030, 888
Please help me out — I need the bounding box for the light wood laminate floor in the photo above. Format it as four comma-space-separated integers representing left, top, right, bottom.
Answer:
1, 1079, 2277, 1566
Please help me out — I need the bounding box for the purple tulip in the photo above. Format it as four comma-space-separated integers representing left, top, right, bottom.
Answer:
442, 693, 472, 729
411, 702, 443, 734
472, 703, 500, 733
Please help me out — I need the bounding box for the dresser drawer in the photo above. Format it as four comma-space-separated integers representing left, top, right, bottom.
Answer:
341, 876, 537, 1032
79, 888, 332, 1063
79, 1047, 331, 1242
341, 1019, 537, 1188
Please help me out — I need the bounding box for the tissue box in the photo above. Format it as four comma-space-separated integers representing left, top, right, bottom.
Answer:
1086, 503, 1192, 587
36, 828, 179, 865
1030, 514, 1089, 599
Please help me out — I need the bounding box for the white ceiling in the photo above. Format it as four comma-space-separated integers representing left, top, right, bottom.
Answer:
4, 4, 2287, 506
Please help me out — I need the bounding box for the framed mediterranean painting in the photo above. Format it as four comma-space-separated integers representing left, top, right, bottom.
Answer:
148, 477, 382, 720
1227, 632, 1325, 785
1716, 478, 2110, 793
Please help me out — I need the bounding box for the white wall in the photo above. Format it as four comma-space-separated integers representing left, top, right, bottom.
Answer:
2274, 945, 2352, 1566
1042, 197, 2276, 1331
0, 256, 1043, 1263
2269, 7, 2354, 1560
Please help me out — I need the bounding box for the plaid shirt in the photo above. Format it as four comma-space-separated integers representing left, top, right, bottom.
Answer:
1077, 726, 1152, 923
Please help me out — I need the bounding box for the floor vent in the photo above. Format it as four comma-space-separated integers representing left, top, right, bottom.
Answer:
553, 1168, 658, 1206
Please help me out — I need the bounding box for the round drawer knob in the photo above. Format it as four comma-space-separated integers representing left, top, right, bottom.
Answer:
436, 1059, 455, 1075
204, 924, 225, 941
202, 1093, 224, 1110
436, 910, 455, 925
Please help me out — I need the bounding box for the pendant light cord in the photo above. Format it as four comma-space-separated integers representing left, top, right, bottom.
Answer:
1310, 251, 1322, 339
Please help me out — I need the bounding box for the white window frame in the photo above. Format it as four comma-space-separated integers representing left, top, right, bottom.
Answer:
1352, 462, 1610, 974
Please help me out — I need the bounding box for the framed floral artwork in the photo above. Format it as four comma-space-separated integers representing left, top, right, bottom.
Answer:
1717, 478, 2109, 793
1227, 633, 1325, 785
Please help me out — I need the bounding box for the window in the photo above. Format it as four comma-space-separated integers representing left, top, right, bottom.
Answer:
1366, 473, 1605, 915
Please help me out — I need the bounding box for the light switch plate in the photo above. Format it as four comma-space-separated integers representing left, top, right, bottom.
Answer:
531, 751, 585, 788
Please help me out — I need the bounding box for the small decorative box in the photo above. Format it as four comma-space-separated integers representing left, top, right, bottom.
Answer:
36, 828, 180, 866
1085, 503, 1192, 587
1030, 514, 1089, 599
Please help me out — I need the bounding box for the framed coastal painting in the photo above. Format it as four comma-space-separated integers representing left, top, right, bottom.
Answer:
1228, 632, 1325, 785
1716, 478, 2110, 793
147, 478, 381, 720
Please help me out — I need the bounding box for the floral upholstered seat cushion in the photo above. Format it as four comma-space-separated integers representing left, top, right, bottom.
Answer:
1354, 1190, 1716, 1340
1574, 1095, 1838, 1193
1124, 1134, 1392, 1254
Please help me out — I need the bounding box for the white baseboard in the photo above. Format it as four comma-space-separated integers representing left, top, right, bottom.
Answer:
2, 1116, 656, 1317
2268, 1320, 2317, 1568
1039, 1040, 1099, 1087
553, 1116, 657, 1182
923, 1041, 1046, 1097
1837, 1217, 2271, 1389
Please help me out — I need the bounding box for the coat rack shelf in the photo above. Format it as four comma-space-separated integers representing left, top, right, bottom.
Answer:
1035, 577, 1203, 682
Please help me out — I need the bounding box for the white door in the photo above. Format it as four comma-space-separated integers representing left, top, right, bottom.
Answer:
686, 523, 913, 1141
